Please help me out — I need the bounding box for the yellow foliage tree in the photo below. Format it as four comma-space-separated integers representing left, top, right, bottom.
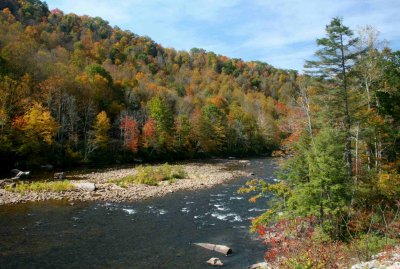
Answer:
93, 111, 110, 149
21, 102, 58, 145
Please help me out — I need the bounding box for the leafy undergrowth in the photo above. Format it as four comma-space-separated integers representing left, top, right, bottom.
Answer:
5, 180, 74, 193
255, 216, 399, 269
110, 163, 187, 187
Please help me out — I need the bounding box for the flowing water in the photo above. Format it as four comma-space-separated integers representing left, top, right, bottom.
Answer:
0, 158, 277, 269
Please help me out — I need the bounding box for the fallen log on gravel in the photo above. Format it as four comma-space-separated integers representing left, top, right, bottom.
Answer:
10, 169, 30, 179
193, 243, 232, 255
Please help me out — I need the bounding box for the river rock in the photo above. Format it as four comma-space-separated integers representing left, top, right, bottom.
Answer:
0, 179, 13, 188
54, 172, 66, 179
73, 182, 96, 191
7, 182, 16, 188
249, 262, 271, 269
206, 258, 223, 266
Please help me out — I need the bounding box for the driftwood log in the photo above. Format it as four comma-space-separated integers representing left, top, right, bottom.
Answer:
193, 243, 232, 255
10, 169, 30, 179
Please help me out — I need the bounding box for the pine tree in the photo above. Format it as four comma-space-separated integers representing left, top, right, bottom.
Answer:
305, 17, 361, 179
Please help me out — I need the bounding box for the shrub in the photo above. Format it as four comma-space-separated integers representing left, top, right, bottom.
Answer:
6, 180, 74, 193
110, 163, 187, 187
349, 234, 397, 262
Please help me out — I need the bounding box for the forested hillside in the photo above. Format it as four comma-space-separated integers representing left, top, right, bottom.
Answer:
0, 0, 299, 170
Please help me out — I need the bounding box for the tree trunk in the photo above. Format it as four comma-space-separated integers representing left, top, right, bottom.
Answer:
340, 33, 353, 179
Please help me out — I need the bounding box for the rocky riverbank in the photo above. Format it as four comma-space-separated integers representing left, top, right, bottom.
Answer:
0, 159, 251, 205
351, 246, 400, 269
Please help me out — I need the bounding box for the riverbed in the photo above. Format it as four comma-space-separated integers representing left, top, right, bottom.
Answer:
0, 158, 277, 268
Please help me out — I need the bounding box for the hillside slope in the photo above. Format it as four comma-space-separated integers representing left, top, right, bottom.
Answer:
0, 0, 299, 170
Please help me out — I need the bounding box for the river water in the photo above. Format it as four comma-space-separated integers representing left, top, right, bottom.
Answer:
0, 158, 277, 269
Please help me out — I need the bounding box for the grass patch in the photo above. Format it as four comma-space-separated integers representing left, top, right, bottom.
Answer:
111, 163, 187, 187
5, 180, 74, 193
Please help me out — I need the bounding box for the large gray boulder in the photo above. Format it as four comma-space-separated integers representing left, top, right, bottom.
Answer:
73, 182, 96, 191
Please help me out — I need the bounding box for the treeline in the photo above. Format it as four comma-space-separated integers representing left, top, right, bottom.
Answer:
0, 0, 299, 170
241, 18, 400, 267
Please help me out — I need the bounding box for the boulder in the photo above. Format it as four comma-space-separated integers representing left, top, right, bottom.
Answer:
73, 182, 96, 191
7, 182, 16, 189
0, 179, 13, 188
54, 172, 66, 179
249, 262, 271, 269
206, 258, 223, 266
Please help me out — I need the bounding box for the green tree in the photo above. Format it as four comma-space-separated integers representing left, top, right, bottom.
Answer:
147, 96, 174, 152
198, 104, 227, 153
305, 17, 361, 179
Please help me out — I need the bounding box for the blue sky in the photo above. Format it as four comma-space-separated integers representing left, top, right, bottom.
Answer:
46, 0, 400, 71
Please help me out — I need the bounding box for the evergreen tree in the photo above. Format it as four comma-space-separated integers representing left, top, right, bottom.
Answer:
305, 17, 361, 179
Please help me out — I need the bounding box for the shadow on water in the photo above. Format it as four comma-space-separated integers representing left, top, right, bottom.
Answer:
0, 158, 278, 269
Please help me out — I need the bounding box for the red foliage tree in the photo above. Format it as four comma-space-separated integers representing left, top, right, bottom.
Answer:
142, 118, 157, 149
120, 116, 139, 152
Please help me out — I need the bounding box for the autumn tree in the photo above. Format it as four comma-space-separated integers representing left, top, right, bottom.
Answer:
12, 102, 58, 164
147, 96, 174, 152
93, 111, 110, 149
120, 115, 139, 152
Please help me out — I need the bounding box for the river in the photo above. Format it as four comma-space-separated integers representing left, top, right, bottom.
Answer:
0, 158, 277, 268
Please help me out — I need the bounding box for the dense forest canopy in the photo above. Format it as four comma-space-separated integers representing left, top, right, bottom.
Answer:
0, 0, 301, 170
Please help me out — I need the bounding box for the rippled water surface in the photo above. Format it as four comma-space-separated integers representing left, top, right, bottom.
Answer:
0, 158, 277, 269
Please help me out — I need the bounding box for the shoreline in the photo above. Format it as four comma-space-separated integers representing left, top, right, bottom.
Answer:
0, 159, 252, 205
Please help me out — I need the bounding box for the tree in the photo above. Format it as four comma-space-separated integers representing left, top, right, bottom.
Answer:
174, 114, 191, 153
12, 102, 58, 164
93, 111, 110, 149
198, 104, 227, 153
147, 96, 174, 151
142, 117, 157, 151
120, 115, 139, 152
305, 17, 361, 179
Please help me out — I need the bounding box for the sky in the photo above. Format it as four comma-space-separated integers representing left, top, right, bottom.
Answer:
46, 0, 400, 71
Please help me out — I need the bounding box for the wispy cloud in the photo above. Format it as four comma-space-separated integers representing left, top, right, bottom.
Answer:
47, 0, 400, 70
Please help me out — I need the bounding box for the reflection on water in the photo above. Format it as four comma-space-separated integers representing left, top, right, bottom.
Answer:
0, 158, 277, 269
